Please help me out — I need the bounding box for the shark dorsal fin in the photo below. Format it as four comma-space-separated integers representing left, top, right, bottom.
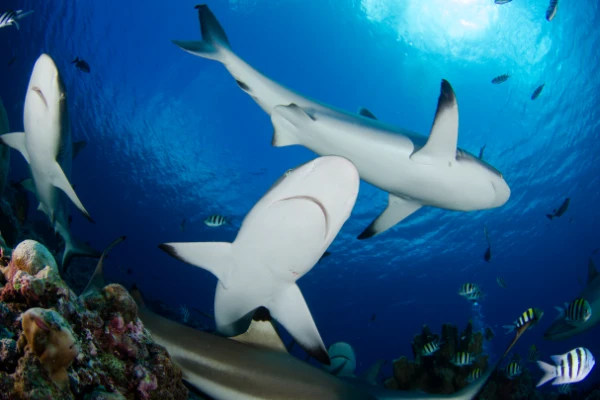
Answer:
81, 236, 126, 297
589, 257, 599, 284
358, 107, 377, 120
410, 79, 459, 165
230, 307, 287, 353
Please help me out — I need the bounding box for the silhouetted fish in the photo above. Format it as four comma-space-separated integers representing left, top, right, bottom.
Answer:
531, 84, 545, 100
546, 0, 559, 21
491, 74, 510, 84
71, 57, 90, 73
547, 198, 570, 220
495, 0, 513, 4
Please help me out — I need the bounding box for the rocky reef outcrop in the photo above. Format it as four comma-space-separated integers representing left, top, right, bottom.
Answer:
0, 239, 188, 400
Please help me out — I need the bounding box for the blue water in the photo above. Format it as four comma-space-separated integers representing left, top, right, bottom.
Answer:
1, 0, 599, 392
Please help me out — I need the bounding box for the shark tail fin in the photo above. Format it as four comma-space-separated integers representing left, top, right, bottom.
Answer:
172, 5, 231, 62
62, 238, 102, 274
536, 360, 557, 387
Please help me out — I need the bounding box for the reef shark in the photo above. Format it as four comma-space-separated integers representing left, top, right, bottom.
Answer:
544, 256, 600, 340
172, 5, 511, 239
159, 156, 360, 364
0, 54, 99, 269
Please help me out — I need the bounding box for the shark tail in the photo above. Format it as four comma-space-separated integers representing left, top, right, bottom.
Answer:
172, 5, 231, 62
62, 238, 102, 273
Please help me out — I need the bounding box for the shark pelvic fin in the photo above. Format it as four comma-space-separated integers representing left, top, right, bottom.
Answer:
267, 283, 330, 365
230, 307, 288, 352
158, 242, 234, 289
410, 79, 459, 165
0, 132, 30, 164
49, 161, 94, 223
172, 5, 231, 62
358, 194, 422, 239
358, 107, 377, 120
20, 178, 35, 193
271, 104, 313, 147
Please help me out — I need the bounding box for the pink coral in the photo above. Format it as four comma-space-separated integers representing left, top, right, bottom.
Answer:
134, 365, 157, 399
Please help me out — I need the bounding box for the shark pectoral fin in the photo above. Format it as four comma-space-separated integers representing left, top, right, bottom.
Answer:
268, 283, 330, 365
588, 257, 598, 284
358, 194, 422, 239
72, 141, 87, 159
49, 162, 94, 223
230, 307, 288, 352
20, 178, 35, 193
271, 104, 313, 147
410, 79, 459, 165
0, 132, 30, 164
358, 107, 377, 120
158, 242, 234, 289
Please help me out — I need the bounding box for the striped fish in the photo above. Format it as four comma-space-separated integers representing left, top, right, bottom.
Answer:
546, 0, 559, 21
458, 282, 479, 296
537, 347, 596, 387
0, 10, 33, 30
555, 298, 592, 323
467, 368, 482, 382
496, 277, 507, 288
465, 290, 484, 304
531, 84, 545, 100
421, 339, 444, 356
503, 308, 544, 334
204, 214, 227, 227
451, 352, 474, 366
528, 344, 540, 362
505, 361, 522, 379
491, 73, 510, 84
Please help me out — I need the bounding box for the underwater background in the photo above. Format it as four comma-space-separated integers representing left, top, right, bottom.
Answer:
1, 0, 599, 395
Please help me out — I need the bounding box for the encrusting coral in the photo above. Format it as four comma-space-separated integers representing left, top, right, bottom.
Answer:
0, 239, 188, 399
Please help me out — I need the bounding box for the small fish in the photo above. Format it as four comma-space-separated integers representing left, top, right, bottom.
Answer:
478, 144, 486, 160
505, 361, 522, 379
546, 0, 559, 21
71, 57, 90, 73
531, 84, 545, 100
451, 352, 474, 366
547, 198, 570, 220
181, 218, 186, 232
536, 347, 595, 387
528, 345, 540, 362
0, 10, 34, 30
484, 327, 495, 341
204, 214, 227, 227
467, 368, 482, 382
503, 308, 544, 334
7, 56, 16, 67
494, 0, 513, 4
483, 246, 491, 262
421, 339, 444, 356
491, 73, 510, 84
458, 283, 480, 297
465, 290, 484, 304
496, 277, 507, 288
555, 298, 592, 323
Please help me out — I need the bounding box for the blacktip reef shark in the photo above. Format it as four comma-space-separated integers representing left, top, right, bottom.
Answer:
158, 155, 360, 364
545, 256, 600, 340
172, 5, 511, 239
0, 54, 99, 269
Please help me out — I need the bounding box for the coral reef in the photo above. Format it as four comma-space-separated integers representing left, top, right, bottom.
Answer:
0, 239, 188, 399
384, 321, 488, 394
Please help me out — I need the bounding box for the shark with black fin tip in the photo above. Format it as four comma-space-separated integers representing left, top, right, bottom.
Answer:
545, 256, 600, 340
0, 54, 99, 270
159, 156, 360, 364
172, 4, 511, 239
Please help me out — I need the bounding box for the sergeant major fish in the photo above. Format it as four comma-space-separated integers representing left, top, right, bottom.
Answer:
452, 352, 475, 366
503, 308, 544, 334
204, 214, 227, 227
555, 298, 592, 324
505, 361, 522, 379
421, 339, 444, 356
0, 9, 33, 30
537, 347, 595, 387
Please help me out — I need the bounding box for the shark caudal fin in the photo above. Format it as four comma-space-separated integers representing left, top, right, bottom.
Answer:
62, 238, 102, 274
172, 5, 231, 62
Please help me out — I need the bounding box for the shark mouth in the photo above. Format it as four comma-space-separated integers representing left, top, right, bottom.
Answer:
31, 86, 48, 108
